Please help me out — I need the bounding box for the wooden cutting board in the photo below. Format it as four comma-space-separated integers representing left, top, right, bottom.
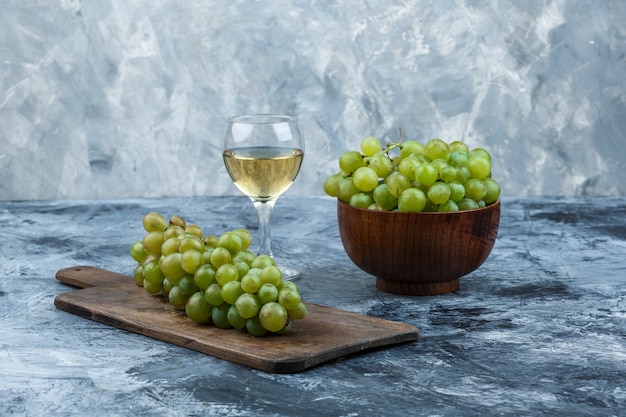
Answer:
54, 266, 419, 373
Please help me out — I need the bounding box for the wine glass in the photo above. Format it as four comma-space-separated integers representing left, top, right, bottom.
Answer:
222, 114, 304, 280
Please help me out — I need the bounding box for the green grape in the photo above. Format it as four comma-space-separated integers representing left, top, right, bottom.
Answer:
464, 178, 487, 201
415, 163, 438, 186
336, 177, 361, 203
227, 305, 247, 330
141, 254, 158, 266
233, 250, 256, 266
234, 260, 249, 278
482, 178, 501, 204
427, 182, 451, 205
423, 199, 439, 212
470, 147, 491, 161
438, 200, 459, 212
164, 225, 185, 240
142, 231, 165, 256
203, 234, 219, 248
440, 166, 458, 183
259, 265, 282, 287
339, 151, 364, 173
467, 155, 491, 180
368, 203, 386, 210
448, 181, 466, 202
251, 254, 275, 269
360, 136, 381, 156
143, 259, 165, 285
210, 247, 232, 269
235, 293, 261, 319
323, 173, 343, 197
400, 140, 425, 158
425, 138, 450, 161
398, 187, 426, 212
368, 154, 394, 178
169, 214, 186, 229
259, 302, 289, 333
167, 285, 188, 310
178, 274, 199, 295
278, 280, 298, 292
448, 140, 469, 153
181, 249, 203, 274
385, 171, 411, 198
458, 198, 480, 211
456, 166, 471, 183
397, 157, 419, 181
221, 280, 244, 305
241, 272, 261, 293
202, 248, 213, 264
185, 224, 203, 239
275, 319, 293, 334
246, 316, 268, 337
278, 288, 301, 310
246, 267, 263, 277
194, 264, 216, 290
179, 235, 204, 253
449, 150, 469, 167
162, 278, 175, 296
161, 237, 180, 256
215, 263, 239, 286
431, 158, 449, 175
185, 292, 211, 323
211, 303, 232, 329
130, 241, 148, 263
143, 279, 163, 296
233, 228, 252, 252
413, 153, 430, 163
286, 302, 308, 321
352, 167, 379, 192
217, 231, 243, 255
204, 283, 224, 306
257, 283, 279, 304
372, 183, 398, 211
160, 253, 186, 280
133, 264, 144, 286
143, 212, 167, 233
349, 192, 374, 209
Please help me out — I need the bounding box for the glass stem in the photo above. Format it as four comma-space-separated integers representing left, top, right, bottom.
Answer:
252, 200, 276, 257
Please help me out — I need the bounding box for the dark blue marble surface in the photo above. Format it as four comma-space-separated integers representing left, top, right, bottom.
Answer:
1, 196, 625, 416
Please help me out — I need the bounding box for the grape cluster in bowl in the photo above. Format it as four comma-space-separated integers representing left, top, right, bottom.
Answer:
324, 134, 500, 212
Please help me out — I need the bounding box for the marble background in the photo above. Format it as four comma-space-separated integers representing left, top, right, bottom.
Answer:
1, 0, 625, 200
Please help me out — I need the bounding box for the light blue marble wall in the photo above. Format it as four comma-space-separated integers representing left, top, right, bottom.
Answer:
1, 0, 625, 200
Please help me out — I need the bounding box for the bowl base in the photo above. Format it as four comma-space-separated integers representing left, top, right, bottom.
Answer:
376, 277, 459, 296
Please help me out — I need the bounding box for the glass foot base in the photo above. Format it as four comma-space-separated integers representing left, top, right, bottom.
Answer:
278, 264, 300, 281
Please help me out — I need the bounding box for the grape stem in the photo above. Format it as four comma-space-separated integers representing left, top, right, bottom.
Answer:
382, 128, 404, 157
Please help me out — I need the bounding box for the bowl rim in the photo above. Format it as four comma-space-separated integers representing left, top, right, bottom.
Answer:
337, 198, 500, 215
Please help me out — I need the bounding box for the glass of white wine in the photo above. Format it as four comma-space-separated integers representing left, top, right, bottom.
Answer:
223, 114, 304, 280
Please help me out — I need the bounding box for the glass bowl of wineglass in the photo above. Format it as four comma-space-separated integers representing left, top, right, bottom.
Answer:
223, 114, 304, 280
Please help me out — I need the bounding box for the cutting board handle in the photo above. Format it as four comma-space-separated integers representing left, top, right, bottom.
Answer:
56, 266, 131, 289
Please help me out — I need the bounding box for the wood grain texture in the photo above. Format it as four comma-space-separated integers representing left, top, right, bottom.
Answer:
337, 199, 500, 295
54, 266, 419, 374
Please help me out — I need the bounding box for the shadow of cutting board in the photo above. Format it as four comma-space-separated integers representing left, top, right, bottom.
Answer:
54, 266, 419, 373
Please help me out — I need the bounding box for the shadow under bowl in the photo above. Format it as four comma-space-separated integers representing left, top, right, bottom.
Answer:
337, 199, 501, 296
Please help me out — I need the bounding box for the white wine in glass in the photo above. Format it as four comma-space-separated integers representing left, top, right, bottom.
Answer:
223, 114, 304, 280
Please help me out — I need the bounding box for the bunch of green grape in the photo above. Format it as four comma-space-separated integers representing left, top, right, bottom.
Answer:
323, 134, 500, 212
130, 212, 307, 336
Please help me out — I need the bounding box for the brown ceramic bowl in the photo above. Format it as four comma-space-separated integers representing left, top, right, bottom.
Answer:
337, 199, 500, 295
